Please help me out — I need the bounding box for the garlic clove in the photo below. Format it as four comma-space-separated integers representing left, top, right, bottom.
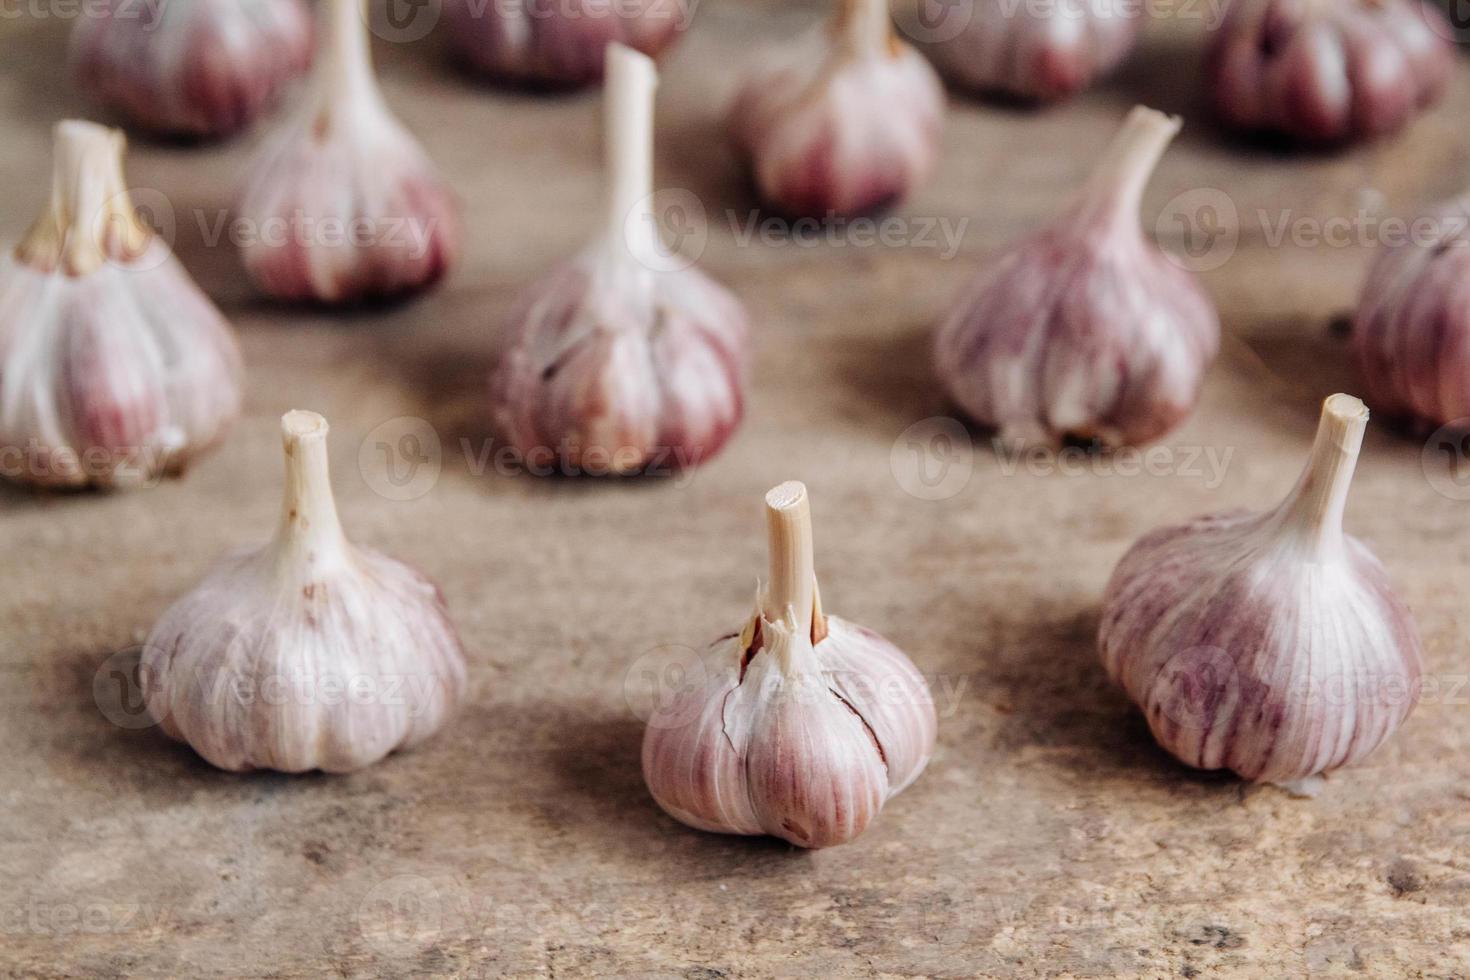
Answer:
1206, 0, 1455, 145
0, 120, 242, 489
641, 482, 937, 848
236, 0, 460, 304
141, 411, 468, 774
71, 0, 314, 140
444, 0, 686, 88
1098, 395, 1424, 787
489, 44, 749, 475
934, 106, 1220, 449
728, 0, 945, 217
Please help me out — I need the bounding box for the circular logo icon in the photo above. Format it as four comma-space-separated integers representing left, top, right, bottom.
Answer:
359, 417, 442, 502
894, 0, 974, 44
890, 417, 974, 501
368, 0, 443, 43
1421, 419, 1470, 501
357, 875, 445, 956
93, 647, 161, 731
622, 188, 707, 274
1424, 0, 1470, 43
623, 644, 711, 730
101, 186, 175, 272
1150, 646, 1239, 732
1155, 188, 1239, 273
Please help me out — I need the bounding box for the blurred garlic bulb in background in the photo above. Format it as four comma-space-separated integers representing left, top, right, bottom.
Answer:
1354, 196, 1470, 429
909, 0, 1140, 103
0, 121, 242, 490
489, 44, 748, 476
642, 482, 937, 848
236, 0, 460, 303
934, 106, 1219, 448
444, 0, 686, 88
728, 0, 945, 217
1207, 0, 1455, 145
142, 411, 468, 773
1099, 395, 1423, 793
71, 0, 313, 140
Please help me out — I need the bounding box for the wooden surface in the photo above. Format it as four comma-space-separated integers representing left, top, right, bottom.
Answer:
4, 4, 1470, 977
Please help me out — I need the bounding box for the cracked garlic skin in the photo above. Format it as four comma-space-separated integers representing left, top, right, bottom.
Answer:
728, 0, 944, 217
0, 121, 242, 490
236, 0, 459, 303
935, 107, 1219, 448
914, 0, 1140, 103
642, 482, 937, 848
141, 412, 468, 774
1100, 395, 1423, 788
445, 0, 685, 88
71, 0, 313, 140
489, 45, 748, 475
1207, 0, 1454, 145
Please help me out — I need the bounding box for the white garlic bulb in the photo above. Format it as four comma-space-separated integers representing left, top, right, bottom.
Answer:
71, 0, 314, 139
728, 0, 945, 217
489, 44, 749, 475
0, 120, 242, 490
1099, 395, 1423, 791
935, 106, 1219, 448
141, 411, 468, 773
642, 482, 937, 848
236, 0, 460, 303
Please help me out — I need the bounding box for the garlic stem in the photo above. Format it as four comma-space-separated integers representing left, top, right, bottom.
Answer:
275, 410, 348, 566
319, 0, 383, 129
763, 481, 828, 644
834, 0, 892, 56
1078, 106, 1181, 230
604, 43, 660, 266
1276, 394, 1368, 560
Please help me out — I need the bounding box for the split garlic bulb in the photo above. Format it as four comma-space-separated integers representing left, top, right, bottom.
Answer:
1207, 0, 1455, 144
444, 0, 685, 88
1353, 197, 1470, 428
71, 0, 313, 139
0, 121, 242, 490
728, 0, 945, 217
489, 44, 748, 475
1100, 395, 1423, 791
642, 482, 937, 848
934, 106, 1219, 448
913, 0, 1140, 103
236, 0, 460, 303
141, 411, 468, 773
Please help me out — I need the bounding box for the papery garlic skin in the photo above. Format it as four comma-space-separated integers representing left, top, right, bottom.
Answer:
1353, 198, 1470, 428
642, 482, 937, 848
935, 106, 1219, 448
444, 0, 685, 88
0, 121, 242, 490
914, 0, 1139, 103
1099, 395, 1423, 786
141, 412, 468, 774
728, 0, 945, 217
71, 0, 313, 139
1207, 0, 1454, 145
489, 44, 749, 474
236, 0, 459, 303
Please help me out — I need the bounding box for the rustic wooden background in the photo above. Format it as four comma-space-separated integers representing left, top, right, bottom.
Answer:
4, 2, 1470, 977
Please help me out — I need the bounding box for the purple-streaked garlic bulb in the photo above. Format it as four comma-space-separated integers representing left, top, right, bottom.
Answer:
913, 0, 1140, 103
236, 0, 459, 303
1100, 395, 1423, 793
727, 0, 945, 217
642, 482, 937, 848
0, 121, 242, 490
935, 106, 1219, 448
444, 0, 686, 88
1353, 197, 1470, 428
70, 0, 313, 140
488, 44, 748, 476
1207, 0, 1455, 145
141, 411, 468, 773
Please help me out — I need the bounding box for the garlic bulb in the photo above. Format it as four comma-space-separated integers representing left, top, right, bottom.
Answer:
236, 0, 460, 303
0, 120, 242, 490
141, 411, 468, 773
1099, 395, 1423, 790
444, 0, 685, 88
489, 44, 748, 475
1353, 196, 1470, 428
934, 106, 1219, 448
642, 482, 937, 848
71, 0, 313, 139
913, 0, 1140, 103
1207, 0, 1455, 145
727, 0, 945, 217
